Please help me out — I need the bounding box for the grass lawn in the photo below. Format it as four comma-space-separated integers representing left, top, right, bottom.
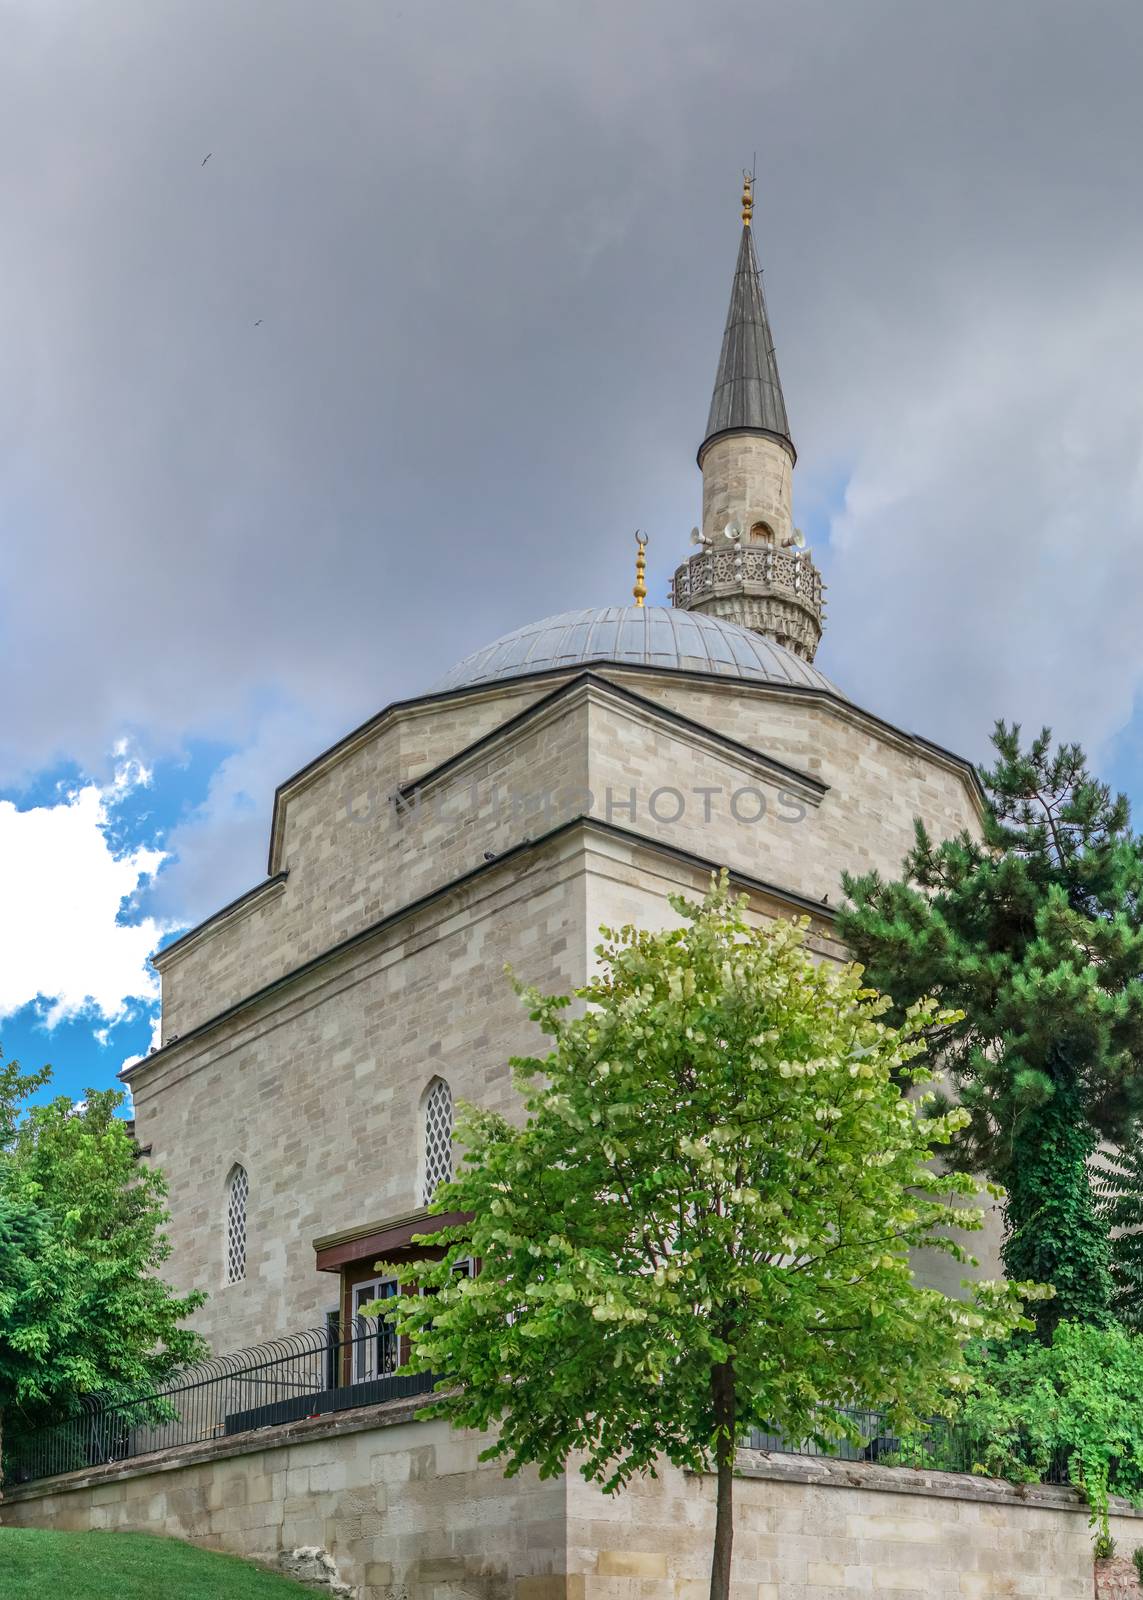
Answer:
0, 1528, 319, 1598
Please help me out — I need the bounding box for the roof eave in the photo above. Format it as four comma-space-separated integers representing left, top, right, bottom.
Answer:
697, 424, 797, 470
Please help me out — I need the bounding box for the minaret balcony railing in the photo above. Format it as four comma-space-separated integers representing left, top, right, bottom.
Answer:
670, 544, 826, 663
671, 546, 824, 611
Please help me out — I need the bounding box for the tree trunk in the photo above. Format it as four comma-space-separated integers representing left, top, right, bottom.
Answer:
708, 1362, 736, 1600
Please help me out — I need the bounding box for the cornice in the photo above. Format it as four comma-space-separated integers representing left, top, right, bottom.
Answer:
260, 659, 983, 876
152, 873, 288, 972
150, 662, 981, 984
392, 672, 828, 811
123, 816, 836, 1087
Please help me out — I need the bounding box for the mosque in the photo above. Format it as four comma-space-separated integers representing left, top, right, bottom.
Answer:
124, 175, 998, 1362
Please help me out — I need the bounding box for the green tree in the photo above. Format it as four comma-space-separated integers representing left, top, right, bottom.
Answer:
1095, 1125, 1143, 1333
839, 723, 1143, 1336
373, 882, 1035, 1600
0, 1056, 206, 1488
947, 1321, 1143, 1543
0, 1055, 51, 1147
0, 1189, 54, 1480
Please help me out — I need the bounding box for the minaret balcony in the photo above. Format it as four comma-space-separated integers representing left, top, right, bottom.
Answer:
670, 545, 825, 664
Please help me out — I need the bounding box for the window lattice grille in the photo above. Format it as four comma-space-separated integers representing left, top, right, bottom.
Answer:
423, 1080, 453, 1204
226, 1165, 249, 1284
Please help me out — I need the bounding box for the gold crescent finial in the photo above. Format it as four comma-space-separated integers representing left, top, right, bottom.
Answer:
741, 170, 754, 227
633, 530, 648, 607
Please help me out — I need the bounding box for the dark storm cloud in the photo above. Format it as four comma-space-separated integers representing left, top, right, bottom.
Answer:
3, 0, 1143, 924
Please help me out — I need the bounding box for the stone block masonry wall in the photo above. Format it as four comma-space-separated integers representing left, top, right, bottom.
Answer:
133, 844, 587, 1355
157, 680, 552, 1041
569, 1451, 1143, 1600
1099, 1561, 1143, 1598
629, 675, 985, 897
156, 666, 983, 1045
129, 664, 1000, 1358
6, 1402, 1142, 1600
0, 1403, 566, 1600
700, 433, 794, 549
132, 682, 1002, 1357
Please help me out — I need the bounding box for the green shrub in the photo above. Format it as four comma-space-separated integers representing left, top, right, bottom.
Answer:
1095, 1126, 1143, 1334
951, 1322, 1143, 1543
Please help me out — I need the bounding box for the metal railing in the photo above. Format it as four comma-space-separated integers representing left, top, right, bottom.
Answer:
8, 1334, 1074, 1494
6, 1316, 436, 1487
746, 1409, 1070, 1484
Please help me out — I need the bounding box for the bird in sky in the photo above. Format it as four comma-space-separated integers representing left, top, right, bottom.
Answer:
254, 319, 262, 326
201, 153, 212, 166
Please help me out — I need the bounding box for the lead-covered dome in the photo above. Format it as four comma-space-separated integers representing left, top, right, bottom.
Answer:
432, 606, 841, 695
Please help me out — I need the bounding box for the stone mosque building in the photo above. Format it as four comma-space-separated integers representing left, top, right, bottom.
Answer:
7, 178, 1083, 1600
123, 176, 998, 1364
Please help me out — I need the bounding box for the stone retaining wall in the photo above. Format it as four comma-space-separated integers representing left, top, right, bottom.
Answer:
4, 1400, 1141, 1599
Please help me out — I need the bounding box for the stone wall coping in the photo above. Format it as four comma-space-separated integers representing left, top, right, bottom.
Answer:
734, 1445, 1143, 1519
0, 1392, 427, 1508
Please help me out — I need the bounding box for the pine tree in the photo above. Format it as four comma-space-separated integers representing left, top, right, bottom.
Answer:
839, 723, 1143, 1337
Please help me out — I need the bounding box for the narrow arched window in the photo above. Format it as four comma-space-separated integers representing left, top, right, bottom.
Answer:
225, 1164, 249, 1284
422, 1079, 453, 1204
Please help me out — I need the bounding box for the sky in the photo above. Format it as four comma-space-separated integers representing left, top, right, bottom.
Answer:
3, 0, 1143, 1105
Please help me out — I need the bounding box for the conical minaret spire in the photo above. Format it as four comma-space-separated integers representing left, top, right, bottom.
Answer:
671, 173, 825, 663
700, 177, 794, 464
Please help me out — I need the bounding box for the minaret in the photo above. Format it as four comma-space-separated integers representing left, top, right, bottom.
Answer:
672, 175, 825, 663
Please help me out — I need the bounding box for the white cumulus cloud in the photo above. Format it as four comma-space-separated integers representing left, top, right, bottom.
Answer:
0, 763, 168, 1026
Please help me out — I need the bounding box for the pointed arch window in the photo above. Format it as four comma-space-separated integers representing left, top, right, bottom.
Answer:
422, 1079, 453, 1205
225, 1164, 249, 1284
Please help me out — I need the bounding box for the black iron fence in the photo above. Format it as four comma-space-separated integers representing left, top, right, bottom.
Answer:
747, 1408, 975, 1470
7, 1326, 1072, 1494
7, 1316, 436, 1487
746, 1410, 1070, 1484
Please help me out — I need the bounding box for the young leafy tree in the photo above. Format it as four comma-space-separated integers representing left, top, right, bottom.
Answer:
0, 1189, 53, 1483
839, 723, 1143, 1337
0, 1054, 51, 1147
0, 1058, 207, 1488
1095, 1126, 1143, 1333
373, 881, 1036, 1600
